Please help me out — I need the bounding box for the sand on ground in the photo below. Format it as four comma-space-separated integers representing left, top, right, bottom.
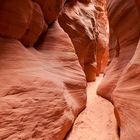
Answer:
66, 75, 119, 140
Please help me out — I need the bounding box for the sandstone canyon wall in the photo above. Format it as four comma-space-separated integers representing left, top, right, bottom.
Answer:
98, 0, 140, 139
98, 0, 140, 101
59, 0, 109, 81
0, 0, 108, 139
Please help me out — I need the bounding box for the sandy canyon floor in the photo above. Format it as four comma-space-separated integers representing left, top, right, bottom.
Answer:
65, 75, 119, 140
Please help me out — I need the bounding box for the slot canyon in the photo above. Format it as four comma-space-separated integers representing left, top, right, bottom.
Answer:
0, 0, 140, 139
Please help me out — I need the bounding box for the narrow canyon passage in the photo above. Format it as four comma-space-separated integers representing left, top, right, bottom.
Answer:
65, 75, 119, 140
0, 0, 140, 139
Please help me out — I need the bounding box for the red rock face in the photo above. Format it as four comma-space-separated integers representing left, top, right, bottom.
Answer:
0, 0, 88, 139
0, 21, 86, 139
135, 0, 140, 16
97, 0, 140, 101
98, 0, 140, 139
112, 1, 140, 140
20, 2, 46, 47
59, 0, 108, 82
0, 0, 33, 39
33, 0, 65, 24
0, 0, 109, 139
59, 1, 97, 82
113, 41, 140, 140
93, 0, 109, 75
0, 38, 72, 139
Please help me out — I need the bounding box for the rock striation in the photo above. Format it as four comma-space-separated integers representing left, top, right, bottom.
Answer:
20, 2, 46, 47
0, 21, 86, 139
98, 0, 140, 139
97, 0, 140, 101
59, 0, 109, 82
0, 0, 108, 139
0, 0, 33, 39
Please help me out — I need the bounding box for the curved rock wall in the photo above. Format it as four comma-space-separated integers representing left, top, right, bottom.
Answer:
98, 0, 140, 139
0, 0, 108, 139
59, 0, 108, 82
0, 0, 33, 39
97, 0, 140, 101
59, 0, 98, 82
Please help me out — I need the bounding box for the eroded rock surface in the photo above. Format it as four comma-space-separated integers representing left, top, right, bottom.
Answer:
59, 0, 109, 82
0, 21, 86, 139
97, 0, 140, 101
33, 0, 65, 24
20, 2, 46, 47
0, 0, 33, 39
98, 0, 140, 140
113, 40, 140, 140
0, 0, 109, 139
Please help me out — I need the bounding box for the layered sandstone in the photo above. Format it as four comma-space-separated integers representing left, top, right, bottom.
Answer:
0, 22, 86, 139
20, 2, 46, 47
113, 40, 140, 140
59, 0, 108, 82
0, 0, 109, 139
33, 0, 65, 24
112, 1, 140, 140
59, 0, 97, 82
0, 0, 87, 139
97, 0, 140, 101
98, 0, 140, 140
93, 0, 109, 75
0, 0, 33, 39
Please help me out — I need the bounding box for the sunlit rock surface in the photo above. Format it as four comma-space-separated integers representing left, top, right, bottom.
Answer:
0, 0, 109, 139
98, 0, 140, 140
97, 0, 140, 101
0, 21, 86, 139
113, 40, 140, 140
59, 0, 108, 82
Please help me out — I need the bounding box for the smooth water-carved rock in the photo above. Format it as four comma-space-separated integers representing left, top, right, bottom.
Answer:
21, 2, 46, 47
0, 21, 86, 139
59, 0, 97, 81
33, 0, 65, 24
112, 40, 140, 140
97, 0, 140, 101
0, 0, 33, 39
98, 0, 140, 139
0, 0, 109, 139
112, 1, 140, 140
94, 0, 109, 75
59, 0, 108, 82
36, 21, 87, 117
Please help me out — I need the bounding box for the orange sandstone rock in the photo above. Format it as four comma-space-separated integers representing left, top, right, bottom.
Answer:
94, 0, 109, 75
21, 2, 46, 47
33, 0, 65, 24
0, 0, 33, 39
0, 21, 86, 139
112, 40, 140, 140
97, 0, 140, 101
59, 0, 97, 81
